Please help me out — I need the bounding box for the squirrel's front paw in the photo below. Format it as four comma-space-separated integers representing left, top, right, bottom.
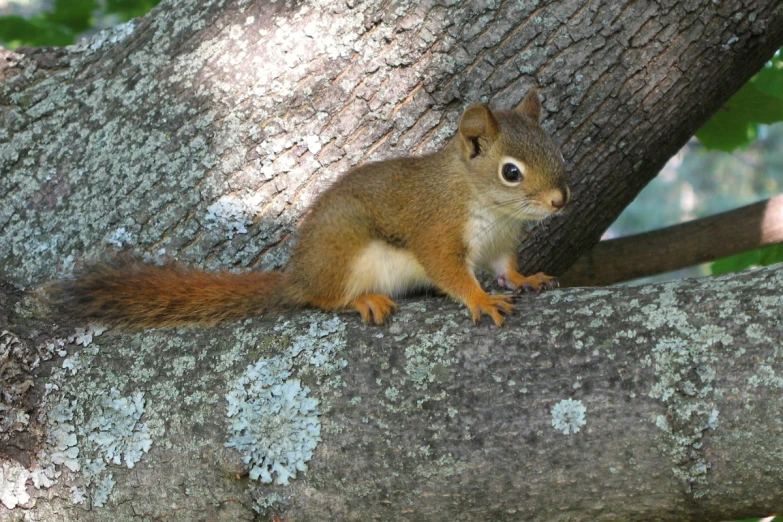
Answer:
506, 271, 559, 293
466, 292, 514, 327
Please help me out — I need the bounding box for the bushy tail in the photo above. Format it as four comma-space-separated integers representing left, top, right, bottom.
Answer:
50, 262, 296, 328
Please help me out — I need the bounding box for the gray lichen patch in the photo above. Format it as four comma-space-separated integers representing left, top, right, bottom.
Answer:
19, 306, 351, 513
0, 323, 119, 509
225, 356, 321, 485
645, 334, 723, 496
42, 387, 152, 508
522, 264, 783, 496
413, 453, 468, 480
401, 320, 463, 392
84, 389, 152, 469
550, 398, 587, 435
1, 461, 34, 509
635, 293, 724, 492
191, 313, 350, 490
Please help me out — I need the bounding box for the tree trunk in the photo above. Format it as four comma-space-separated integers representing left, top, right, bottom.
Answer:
1, 0, 783, 520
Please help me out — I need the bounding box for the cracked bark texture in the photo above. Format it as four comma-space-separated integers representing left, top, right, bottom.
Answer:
1, 0, 783, 521
2, 0, 782, 284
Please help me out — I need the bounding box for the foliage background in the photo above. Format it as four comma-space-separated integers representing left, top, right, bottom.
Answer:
0, 0, 160, 48
610, 51, 783, 281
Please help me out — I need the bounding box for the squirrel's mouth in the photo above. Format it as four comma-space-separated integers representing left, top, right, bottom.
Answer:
527, 199, 567, 220
492, 199, 555, 221
530, 207, 558, 219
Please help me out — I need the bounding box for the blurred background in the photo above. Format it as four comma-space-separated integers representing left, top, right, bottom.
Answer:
0, 0, 160, 46
610, 123, 783, 283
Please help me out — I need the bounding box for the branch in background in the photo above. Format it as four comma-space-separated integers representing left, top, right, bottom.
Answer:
560, 194, 783, 287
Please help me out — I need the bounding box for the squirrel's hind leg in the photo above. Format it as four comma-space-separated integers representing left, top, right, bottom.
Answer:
350, 294, 398, 325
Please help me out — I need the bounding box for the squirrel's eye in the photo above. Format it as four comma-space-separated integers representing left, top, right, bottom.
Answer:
501, 163, 523, 183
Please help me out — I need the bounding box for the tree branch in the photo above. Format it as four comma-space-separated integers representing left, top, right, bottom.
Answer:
560, 194, 783, 286
2, 266, 783, 520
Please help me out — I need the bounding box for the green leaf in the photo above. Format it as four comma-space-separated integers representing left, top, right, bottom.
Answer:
752, 52, 783, 99
46, 0, 98, 34
0, 15, 75, 48
0, 0, 160, 49
696, 82, 783, 151
710, 243, 783, 275
759, 242, 783, 265
106, 0, 162, 21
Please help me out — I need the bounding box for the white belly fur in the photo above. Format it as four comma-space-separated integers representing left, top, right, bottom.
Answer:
463, 205, 521, 274
345, 240, 432, 302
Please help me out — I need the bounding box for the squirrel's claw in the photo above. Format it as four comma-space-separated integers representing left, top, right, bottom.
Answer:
512, 272, 559, 294
467, 293, 514, 327
351, 294, 397, 325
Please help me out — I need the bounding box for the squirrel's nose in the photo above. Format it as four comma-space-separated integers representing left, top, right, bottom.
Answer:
550, 185, 569, 210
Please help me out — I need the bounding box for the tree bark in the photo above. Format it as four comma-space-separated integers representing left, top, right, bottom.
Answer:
3, 264, 783, 521
2, 0, 782, 286
2, 0, 783, 521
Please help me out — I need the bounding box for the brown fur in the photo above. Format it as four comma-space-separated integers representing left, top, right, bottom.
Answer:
52, 262, 295, 328
50, 89, 569, 328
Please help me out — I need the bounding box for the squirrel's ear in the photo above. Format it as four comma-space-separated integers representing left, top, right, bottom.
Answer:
459, 104, 499, 158
517, 88, 542, 121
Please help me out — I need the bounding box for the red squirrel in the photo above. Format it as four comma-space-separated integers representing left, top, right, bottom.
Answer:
52, 89, 568, 328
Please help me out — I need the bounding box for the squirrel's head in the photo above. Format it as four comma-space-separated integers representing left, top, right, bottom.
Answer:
457, 89, 569, 220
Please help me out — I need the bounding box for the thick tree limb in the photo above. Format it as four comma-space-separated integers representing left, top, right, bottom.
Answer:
561, 194, 783, 287
1, 265, 783, 521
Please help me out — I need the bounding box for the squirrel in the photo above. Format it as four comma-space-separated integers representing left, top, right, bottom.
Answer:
51, 88, 569, 329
